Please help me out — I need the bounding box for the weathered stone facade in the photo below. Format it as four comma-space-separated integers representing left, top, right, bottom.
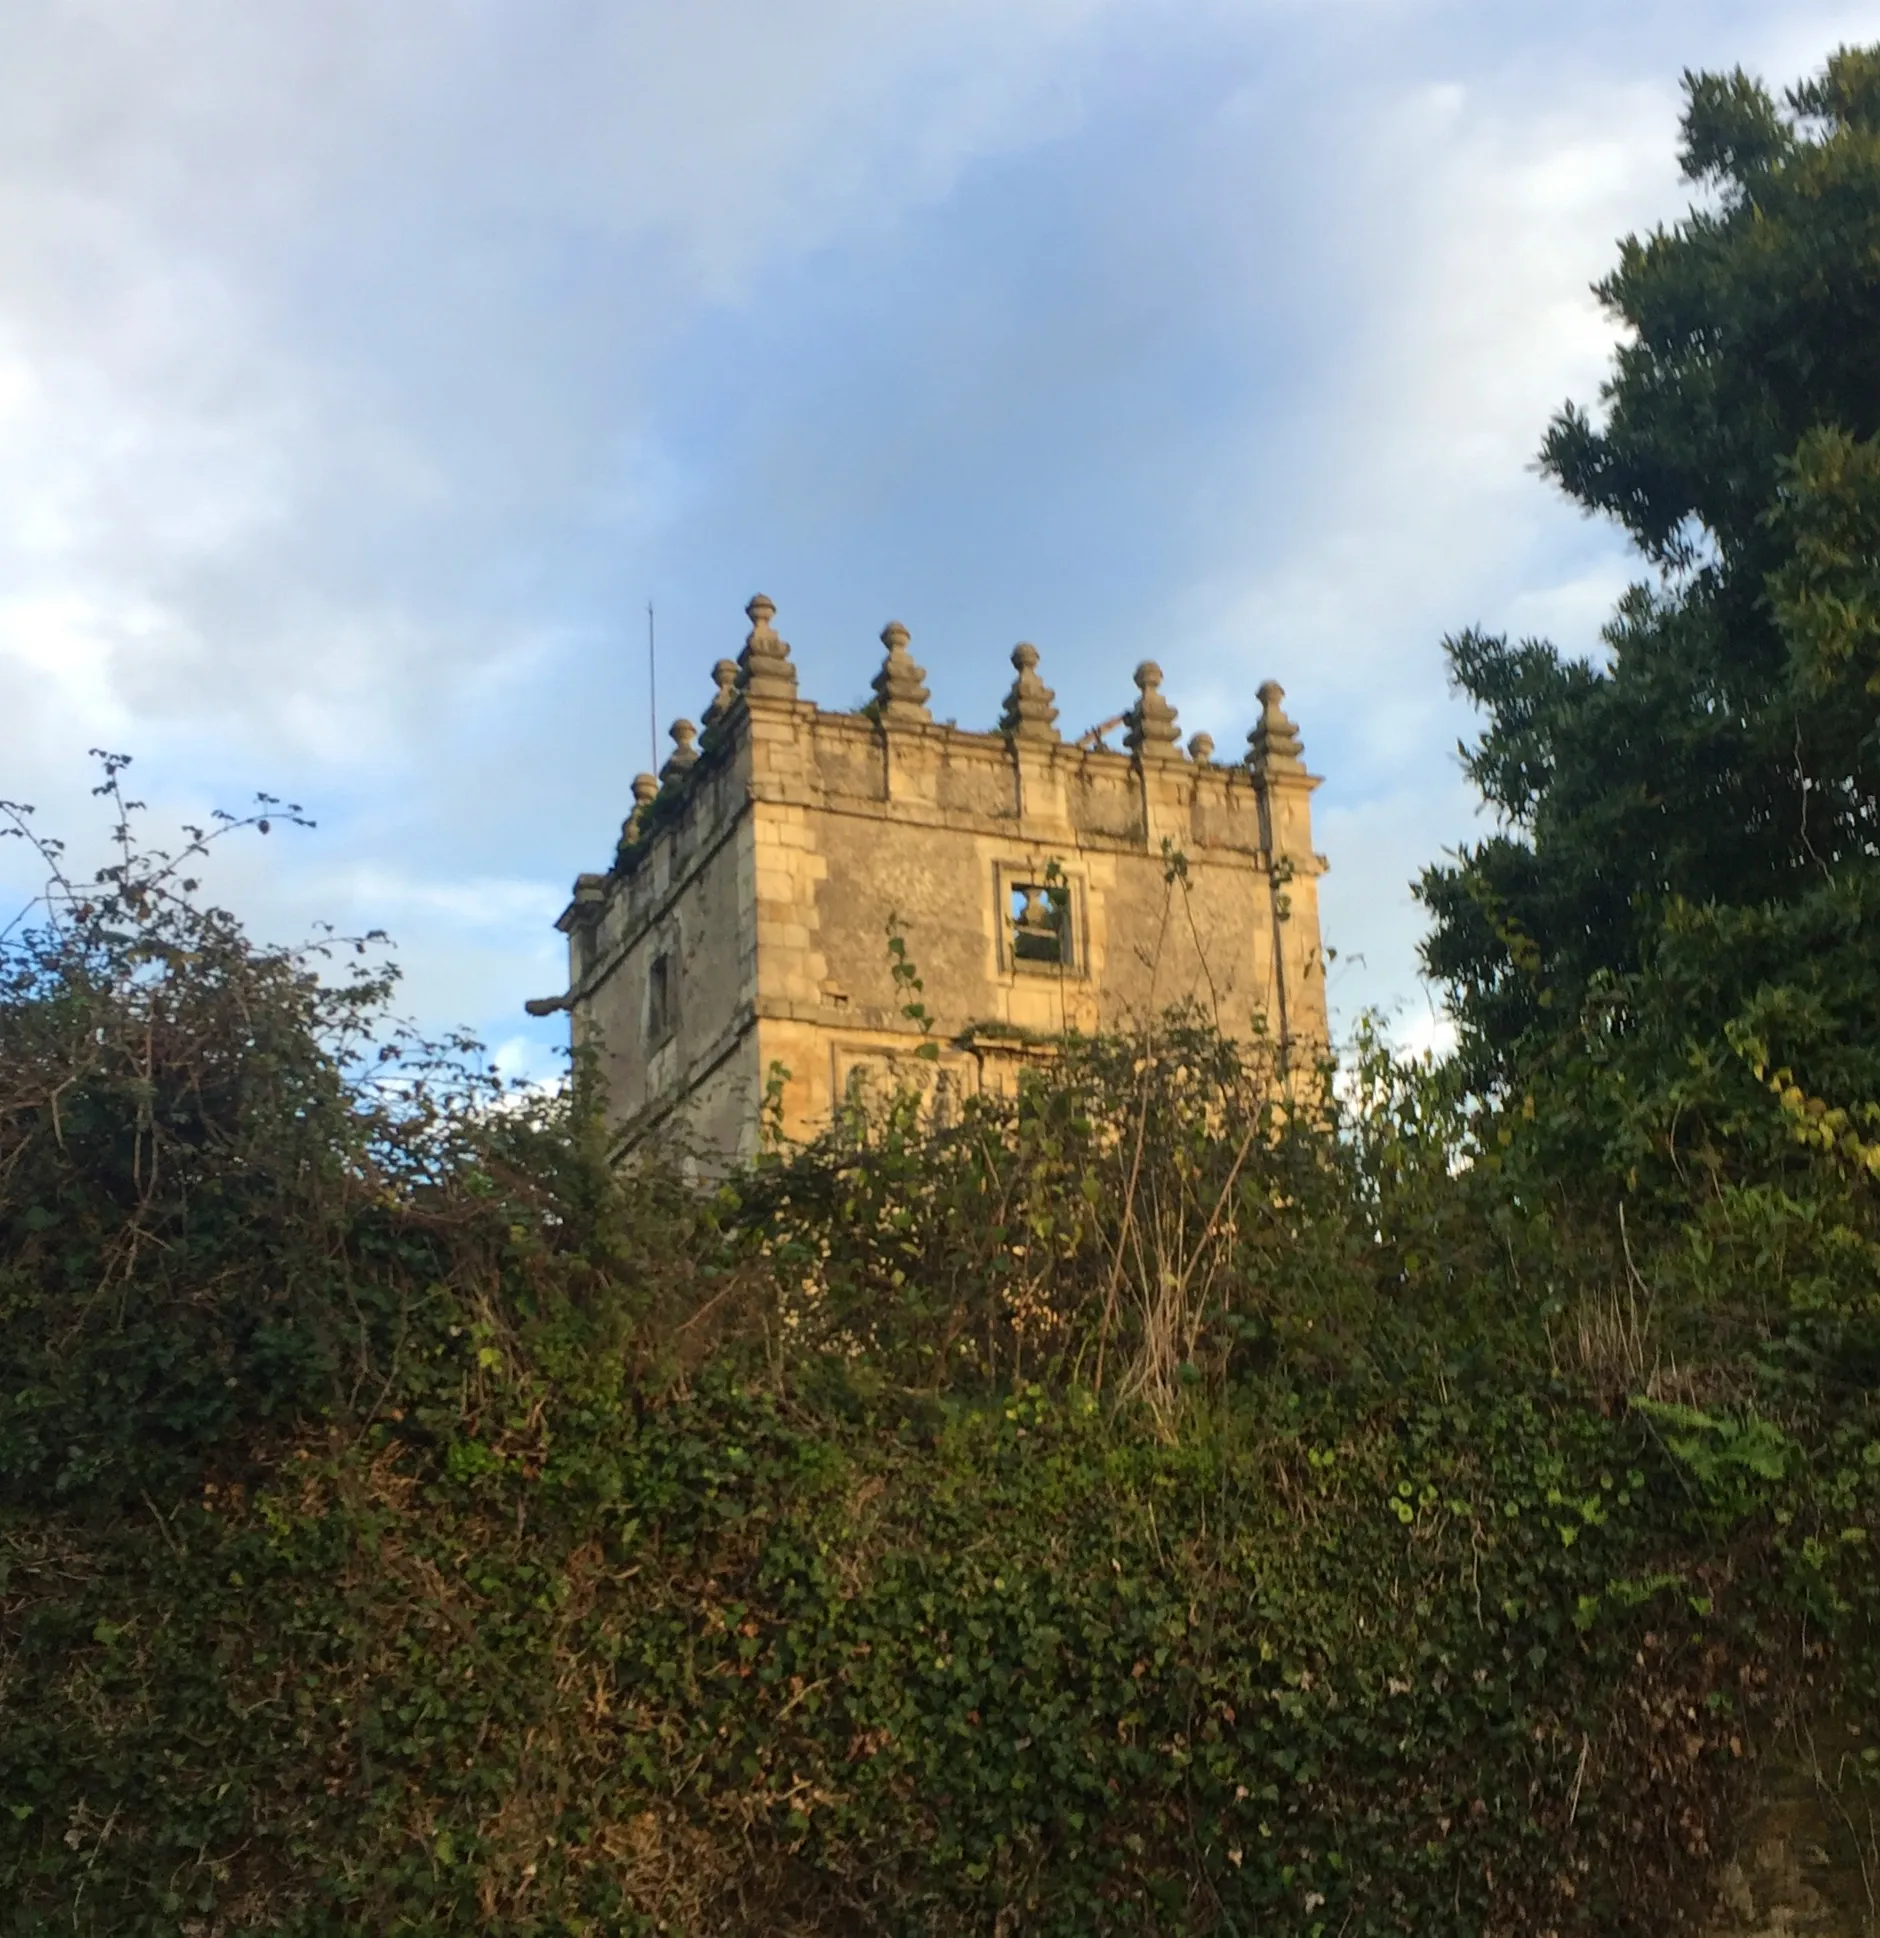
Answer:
543, 596, 1329, 1166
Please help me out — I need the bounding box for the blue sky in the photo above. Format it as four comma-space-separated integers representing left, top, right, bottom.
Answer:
3, 0, 1874, 1071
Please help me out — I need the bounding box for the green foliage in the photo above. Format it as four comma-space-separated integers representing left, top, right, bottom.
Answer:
883, 913, 940, 1061
0, 770, 678, 1518
1770, 424, 1880, 699
736, 1012, 1527, 1425
1419, 45, 1880, 1086
3, 769, 1879, 1934
12, 1365, 1870, 1937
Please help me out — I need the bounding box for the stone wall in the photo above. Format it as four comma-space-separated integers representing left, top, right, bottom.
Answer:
559, 730, 758, 1161
555, 597, 1329, 1166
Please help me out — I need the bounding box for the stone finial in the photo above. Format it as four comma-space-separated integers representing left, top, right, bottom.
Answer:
1124, 660, 1181, 760
1247, 681, 1305, 776
615, 771, 661, 864
737, 594, 798, 703
1187, 732, 1215, 765
702, 658, 740, 729
1000, 642, 1060, 743
871, 620, 932, 725
659, 719, 699, 786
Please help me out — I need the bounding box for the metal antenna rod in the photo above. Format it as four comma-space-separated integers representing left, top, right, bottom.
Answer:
647, 601, 658, 773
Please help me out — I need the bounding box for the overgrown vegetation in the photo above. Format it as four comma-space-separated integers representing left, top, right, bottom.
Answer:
0, 764, 1874, 1933
6, 43, 1880, 1938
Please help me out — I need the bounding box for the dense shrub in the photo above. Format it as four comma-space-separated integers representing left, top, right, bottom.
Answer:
2, 774, 1877, 1934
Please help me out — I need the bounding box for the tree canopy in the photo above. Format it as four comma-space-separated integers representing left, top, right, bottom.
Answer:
1419, 46, 1880, 1087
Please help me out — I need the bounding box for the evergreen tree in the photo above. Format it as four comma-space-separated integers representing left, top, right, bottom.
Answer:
1420, 47, 1880, 1086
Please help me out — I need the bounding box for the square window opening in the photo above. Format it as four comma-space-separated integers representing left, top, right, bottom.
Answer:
1009, 882, 1071, 969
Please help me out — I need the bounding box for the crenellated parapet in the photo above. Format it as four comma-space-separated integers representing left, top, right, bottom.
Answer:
551, 595, 1329, 1165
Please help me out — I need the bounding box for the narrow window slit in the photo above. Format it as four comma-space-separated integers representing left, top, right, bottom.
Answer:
647, 951, 675, 1042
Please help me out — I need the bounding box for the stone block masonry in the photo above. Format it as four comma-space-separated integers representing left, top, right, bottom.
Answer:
541, 597, 1330, 1168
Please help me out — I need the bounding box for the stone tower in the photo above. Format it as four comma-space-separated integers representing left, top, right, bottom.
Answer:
536, 597, 1328, 1165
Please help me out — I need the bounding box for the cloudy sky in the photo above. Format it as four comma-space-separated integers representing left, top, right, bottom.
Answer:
3, 0, 1873, 1072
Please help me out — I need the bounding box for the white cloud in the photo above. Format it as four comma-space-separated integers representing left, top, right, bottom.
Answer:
1176, 65, 1681, 718
1152, 49, 1703, 1032
0, 589, 140, 732
1502, 566, 1635, 659
0, 1, 1867, 1060
323, 863, 561, 935
0, 0, 1137, 776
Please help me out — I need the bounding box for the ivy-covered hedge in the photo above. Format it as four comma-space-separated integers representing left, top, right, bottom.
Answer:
1, 772, 1877, 1934
7, 1360, 1876, 1936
